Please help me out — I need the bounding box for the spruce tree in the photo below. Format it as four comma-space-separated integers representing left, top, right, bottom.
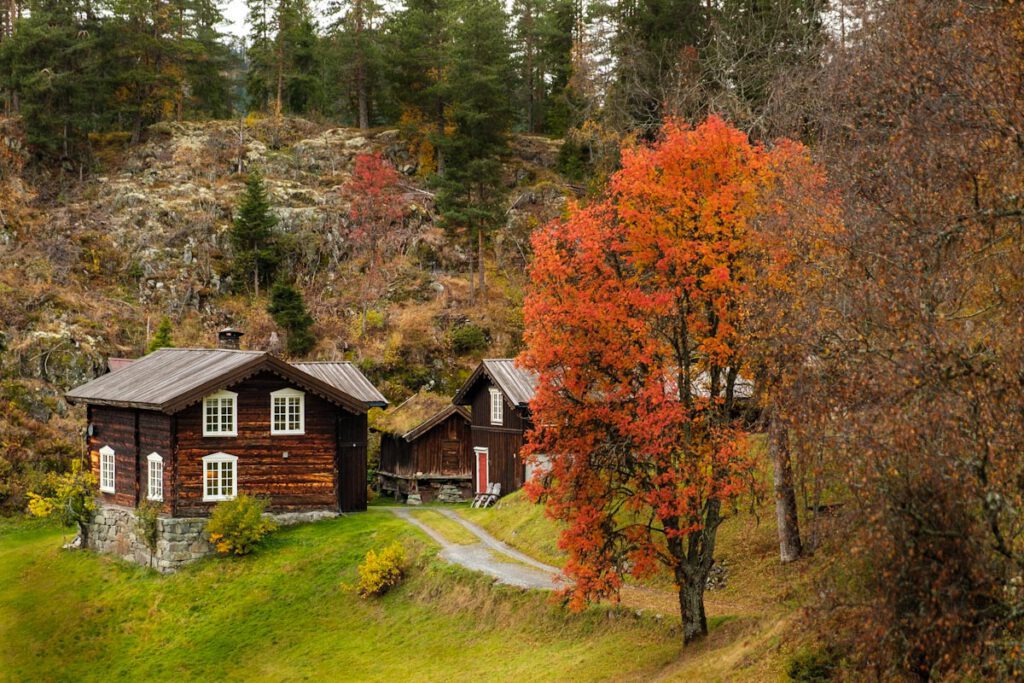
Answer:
433, 0, 515, 297
229, 171, 281, 297
147, 316, 175, 353
267, 281, 315, 357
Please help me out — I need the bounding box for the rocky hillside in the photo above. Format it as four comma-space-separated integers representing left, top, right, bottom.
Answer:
0, 115, 570, 511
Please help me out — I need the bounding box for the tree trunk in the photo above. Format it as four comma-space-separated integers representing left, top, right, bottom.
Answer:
770, 406, 803, 563
355, 0, 369, 131
435, 99, 445, 176
468, 248, 475, 303
678, 575, 708, 644
477, 229, 485, 293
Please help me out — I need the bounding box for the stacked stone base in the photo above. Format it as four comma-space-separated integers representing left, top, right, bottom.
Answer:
84, 504, 340, 572
85, 505, 211, 573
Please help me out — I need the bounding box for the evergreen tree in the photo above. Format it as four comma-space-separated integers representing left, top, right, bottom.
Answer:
246, 0, 275, 109
267, 281, 315, 356
433, 0, 515, 297
324, 0, 387, 129
387, 0, 452, 173
0, 0, 105, 162
229, 170, 281, 296
147, 316, 175, 352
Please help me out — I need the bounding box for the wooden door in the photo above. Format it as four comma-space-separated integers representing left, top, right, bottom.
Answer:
441, 440, 461, 474
475, 448, 489, 494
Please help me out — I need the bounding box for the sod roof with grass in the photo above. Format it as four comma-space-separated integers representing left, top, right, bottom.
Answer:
373, 391, 471, 441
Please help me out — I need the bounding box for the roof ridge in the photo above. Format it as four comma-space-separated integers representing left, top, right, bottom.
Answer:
291, 360, 353, 365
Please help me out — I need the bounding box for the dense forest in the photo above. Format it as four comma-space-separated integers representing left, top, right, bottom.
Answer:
1, 0, 1023, 679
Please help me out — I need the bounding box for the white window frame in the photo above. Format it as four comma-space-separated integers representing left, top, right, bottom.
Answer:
203, 390, 238, 437
489, 388, 504, 426
99, 445, 115, 493
270, 388, 305, 435
147, 452, 164, 501
202, 452, 238, 502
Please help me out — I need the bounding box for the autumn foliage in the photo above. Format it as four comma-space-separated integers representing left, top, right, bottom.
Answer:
522, 116, 832, 643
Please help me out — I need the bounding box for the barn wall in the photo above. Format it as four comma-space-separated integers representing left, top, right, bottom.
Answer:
469, 381, 526, 431
173, 371, 354, 516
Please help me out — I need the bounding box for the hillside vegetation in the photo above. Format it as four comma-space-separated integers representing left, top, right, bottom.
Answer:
0, 118, 567, 512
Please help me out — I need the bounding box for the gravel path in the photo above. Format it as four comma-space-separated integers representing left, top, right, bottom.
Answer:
389, 508, 567, 591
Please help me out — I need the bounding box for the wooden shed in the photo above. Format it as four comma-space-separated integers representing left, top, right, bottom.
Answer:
452, 359, 538, 497
373, 392, 473, 503
66, 347, 387, 516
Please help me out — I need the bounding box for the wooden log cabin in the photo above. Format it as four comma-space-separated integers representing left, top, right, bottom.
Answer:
65, 343, 387, 516
452, 359, 538, 497
373, 391, 473, 502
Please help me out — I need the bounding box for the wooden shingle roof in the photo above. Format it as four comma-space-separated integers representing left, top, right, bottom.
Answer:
452, 358, 538, 408
66, 349, 376, 414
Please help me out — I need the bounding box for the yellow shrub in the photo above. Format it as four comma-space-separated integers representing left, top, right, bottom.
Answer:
356, 543, 406, 597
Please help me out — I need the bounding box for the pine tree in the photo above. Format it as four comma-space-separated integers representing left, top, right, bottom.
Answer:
267, 281, 315, 356
324, 0, 387, 129
387, 0, 452, 173
229, 170, 281, 296
433, 0, 515, 297
147, 316, 175, 353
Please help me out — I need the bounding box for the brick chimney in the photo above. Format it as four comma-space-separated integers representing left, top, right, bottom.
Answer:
218, 327, 244, 350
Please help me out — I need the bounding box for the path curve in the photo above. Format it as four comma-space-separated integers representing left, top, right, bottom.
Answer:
389, 508, 567, 591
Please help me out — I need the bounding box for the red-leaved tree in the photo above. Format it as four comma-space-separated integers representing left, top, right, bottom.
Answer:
341, 152, 410, 331
521, 115, 828, 643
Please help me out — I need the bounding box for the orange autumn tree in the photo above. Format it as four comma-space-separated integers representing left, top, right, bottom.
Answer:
522, 115, 822, 643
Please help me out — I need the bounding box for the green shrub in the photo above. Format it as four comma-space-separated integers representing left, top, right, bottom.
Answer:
135, 500, 161, 566
26, 461, 97, 545
448, 323, 488, 355
206, 495, 278, 556
787, 647, 839, 682
356, 542, 406, 597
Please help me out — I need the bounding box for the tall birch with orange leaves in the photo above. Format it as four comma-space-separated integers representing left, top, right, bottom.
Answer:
521, 115, 835, 644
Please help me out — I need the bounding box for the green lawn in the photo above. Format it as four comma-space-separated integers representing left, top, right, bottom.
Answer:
0, 510, 679, 682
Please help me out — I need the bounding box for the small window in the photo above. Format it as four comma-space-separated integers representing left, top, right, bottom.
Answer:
203, 390, 238, 437
99, 445, 115, 493
489, 388, 503, 426
271, 388, 305, 435
147, 453, 163, 501
202, 453, 237, 502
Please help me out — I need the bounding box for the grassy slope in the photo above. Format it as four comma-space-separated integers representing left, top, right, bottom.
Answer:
461, 454, 823, 681
0, 511, 679, 682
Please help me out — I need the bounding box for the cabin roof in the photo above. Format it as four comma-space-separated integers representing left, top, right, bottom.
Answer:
373, 391, 470, 441
452, 358, 538, 408
292, 362, 389, 408
66, 348, 377, 414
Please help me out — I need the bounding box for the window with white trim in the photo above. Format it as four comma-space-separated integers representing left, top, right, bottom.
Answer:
489, 388, 504, 426
147, 452, 163, 501
202, 453, 237, 502
271, 388, 305, 435
203, 390, 238, 437
99, 445, 115, 493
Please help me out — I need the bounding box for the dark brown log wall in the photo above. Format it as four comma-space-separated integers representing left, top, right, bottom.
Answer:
88, 405, 139, 508
138, 411, 174, 514
173, 371, 357, 515
88, 407, 173, 509
378, 414, 472, 478
466, 383, 530, 494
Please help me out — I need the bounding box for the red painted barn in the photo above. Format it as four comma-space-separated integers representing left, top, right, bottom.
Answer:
65, 347, 387, 516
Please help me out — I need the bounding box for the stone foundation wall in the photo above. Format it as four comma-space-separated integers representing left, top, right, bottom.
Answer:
85, 503, 339, 572
85, 505, 212, 573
